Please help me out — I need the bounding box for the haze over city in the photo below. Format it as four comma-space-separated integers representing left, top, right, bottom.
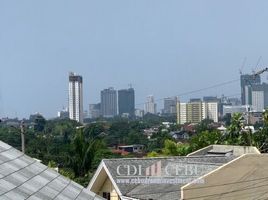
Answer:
1, 0, 268, 118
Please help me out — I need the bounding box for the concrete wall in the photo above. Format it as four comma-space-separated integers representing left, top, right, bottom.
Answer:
99, 178, 119, 200
90, 167, 120, 200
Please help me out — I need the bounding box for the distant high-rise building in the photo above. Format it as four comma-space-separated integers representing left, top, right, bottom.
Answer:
68, 72, 83, 123
177, 102, 187, 125
145, 95, 157, 114
202, 102, 218, 123
251, 83, 268, 112
57, 107, 69, 119
135, 109, 144, 118
203, 96, 219, 102
187, 99, 203, 123
240, 74, 261, 105
163, 97, 177, 115
89, 103, 101, 119
177, 99, 219, 124
101, 87, 117, 118
118, 88, 135, 117
228, 98, 241, 106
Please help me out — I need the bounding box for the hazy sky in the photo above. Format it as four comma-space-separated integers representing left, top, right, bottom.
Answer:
1, 0, 268, 118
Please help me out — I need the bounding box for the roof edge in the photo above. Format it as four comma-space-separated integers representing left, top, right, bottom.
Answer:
180, 154, 247, 199
102, 161, 123, 197
88, 160, 123, 197
87, 160, 105, 190
187, 145, 213, 157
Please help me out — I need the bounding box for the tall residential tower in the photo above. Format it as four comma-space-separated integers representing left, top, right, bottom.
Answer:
101, 87, 117, 118
145, 95, 157, 114
240, 74, 261, 105
68, 72, 83, 123
118, 88, 135, 117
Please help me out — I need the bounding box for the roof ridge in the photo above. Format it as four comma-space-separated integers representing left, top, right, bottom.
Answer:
102, 155, 235, 161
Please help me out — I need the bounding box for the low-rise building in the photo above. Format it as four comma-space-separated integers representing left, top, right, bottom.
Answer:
223, 105, 252, 116
118, 144, 145, 154
169, 131, 190, 141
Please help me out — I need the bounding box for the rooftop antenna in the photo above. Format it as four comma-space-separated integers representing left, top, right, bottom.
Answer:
128, 83, 132, 89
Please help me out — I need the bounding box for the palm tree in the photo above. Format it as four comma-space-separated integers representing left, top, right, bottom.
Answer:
263, 109, 268, 125
70, 127, 105, 177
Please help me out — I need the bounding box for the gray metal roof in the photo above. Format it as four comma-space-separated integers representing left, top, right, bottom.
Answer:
103, 155, 237, 200
0, 140, 104, 200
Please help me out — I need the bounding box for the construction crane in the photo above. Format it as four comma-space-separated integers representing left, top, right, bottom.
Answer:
239, 57, 247, 75
252, 67, 268, 78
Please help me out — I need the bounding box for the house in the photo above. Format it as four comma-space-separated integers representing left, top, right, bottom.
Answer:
0, 140, 104, 200
118, 145, 144, 154
169, 131, 190, 141
88, 145, 262, 200
143, 128, 158, 139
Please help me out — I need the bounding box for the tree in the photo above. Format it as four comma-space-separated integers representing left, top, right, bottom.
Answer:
147, 151, 159, 157
196, 118, 214, 133
163, 139, 178, 156
33, 114, 46, 132
69, 127, 107, 177
252, 110, 268, 152
190, 130, 222, 151
126, 130, 148, 145
147, 128, 173, 152
226, 113, 244, 144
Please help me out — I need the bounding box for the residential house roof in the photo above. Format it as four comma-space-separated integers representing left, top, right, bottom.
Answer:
0, 140, 104, 200
182, 154, 268, 200
89, 155, 237, 200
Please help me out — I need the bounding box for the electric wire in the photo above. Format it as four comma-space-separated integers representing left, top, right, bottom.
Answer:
135, 79, 240, 106
125, 176, 268, 197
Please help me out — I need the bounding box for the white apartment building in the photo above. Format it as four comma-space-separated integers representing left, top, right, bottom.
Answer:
145, 95, 157, 114
202, 102, 218, 123
68, 72, 83, 123
252, 90, 264, 112
177, 102, 187, 124
177, 101, 218, 124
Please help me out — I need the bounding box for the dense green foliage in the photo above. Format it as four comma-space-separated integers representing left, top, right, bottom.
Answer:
1, 110, 268, 187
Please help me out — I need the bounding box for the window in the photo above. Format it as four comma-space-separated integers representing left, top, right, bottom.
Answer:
103, 192, 111, 200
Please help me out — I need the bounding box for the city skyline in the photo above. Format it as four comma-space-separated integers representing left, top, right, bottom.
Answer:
0, 71, 264, 119
2, 1, 268, 118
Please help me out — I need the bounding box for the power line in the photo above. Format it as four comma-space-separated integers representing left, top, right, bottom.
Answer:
184, 181, 268, 200
126, 176, 268, 197
183, 175, 268, 191
135, 78, 239, 106
254, 190, 268, 200
129, 181, 268, 200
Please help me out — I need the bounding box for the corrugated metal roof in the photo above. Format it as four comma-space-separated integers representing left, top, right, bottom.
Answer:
0, 140, 104, 200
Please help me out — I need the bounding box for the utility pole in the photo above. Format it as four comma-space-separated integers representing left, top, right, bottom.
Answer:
20, 120, 25, 153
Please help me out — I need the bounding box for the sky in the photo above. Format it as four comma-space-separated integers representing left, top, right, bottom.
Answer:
1, 0, 268, 119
